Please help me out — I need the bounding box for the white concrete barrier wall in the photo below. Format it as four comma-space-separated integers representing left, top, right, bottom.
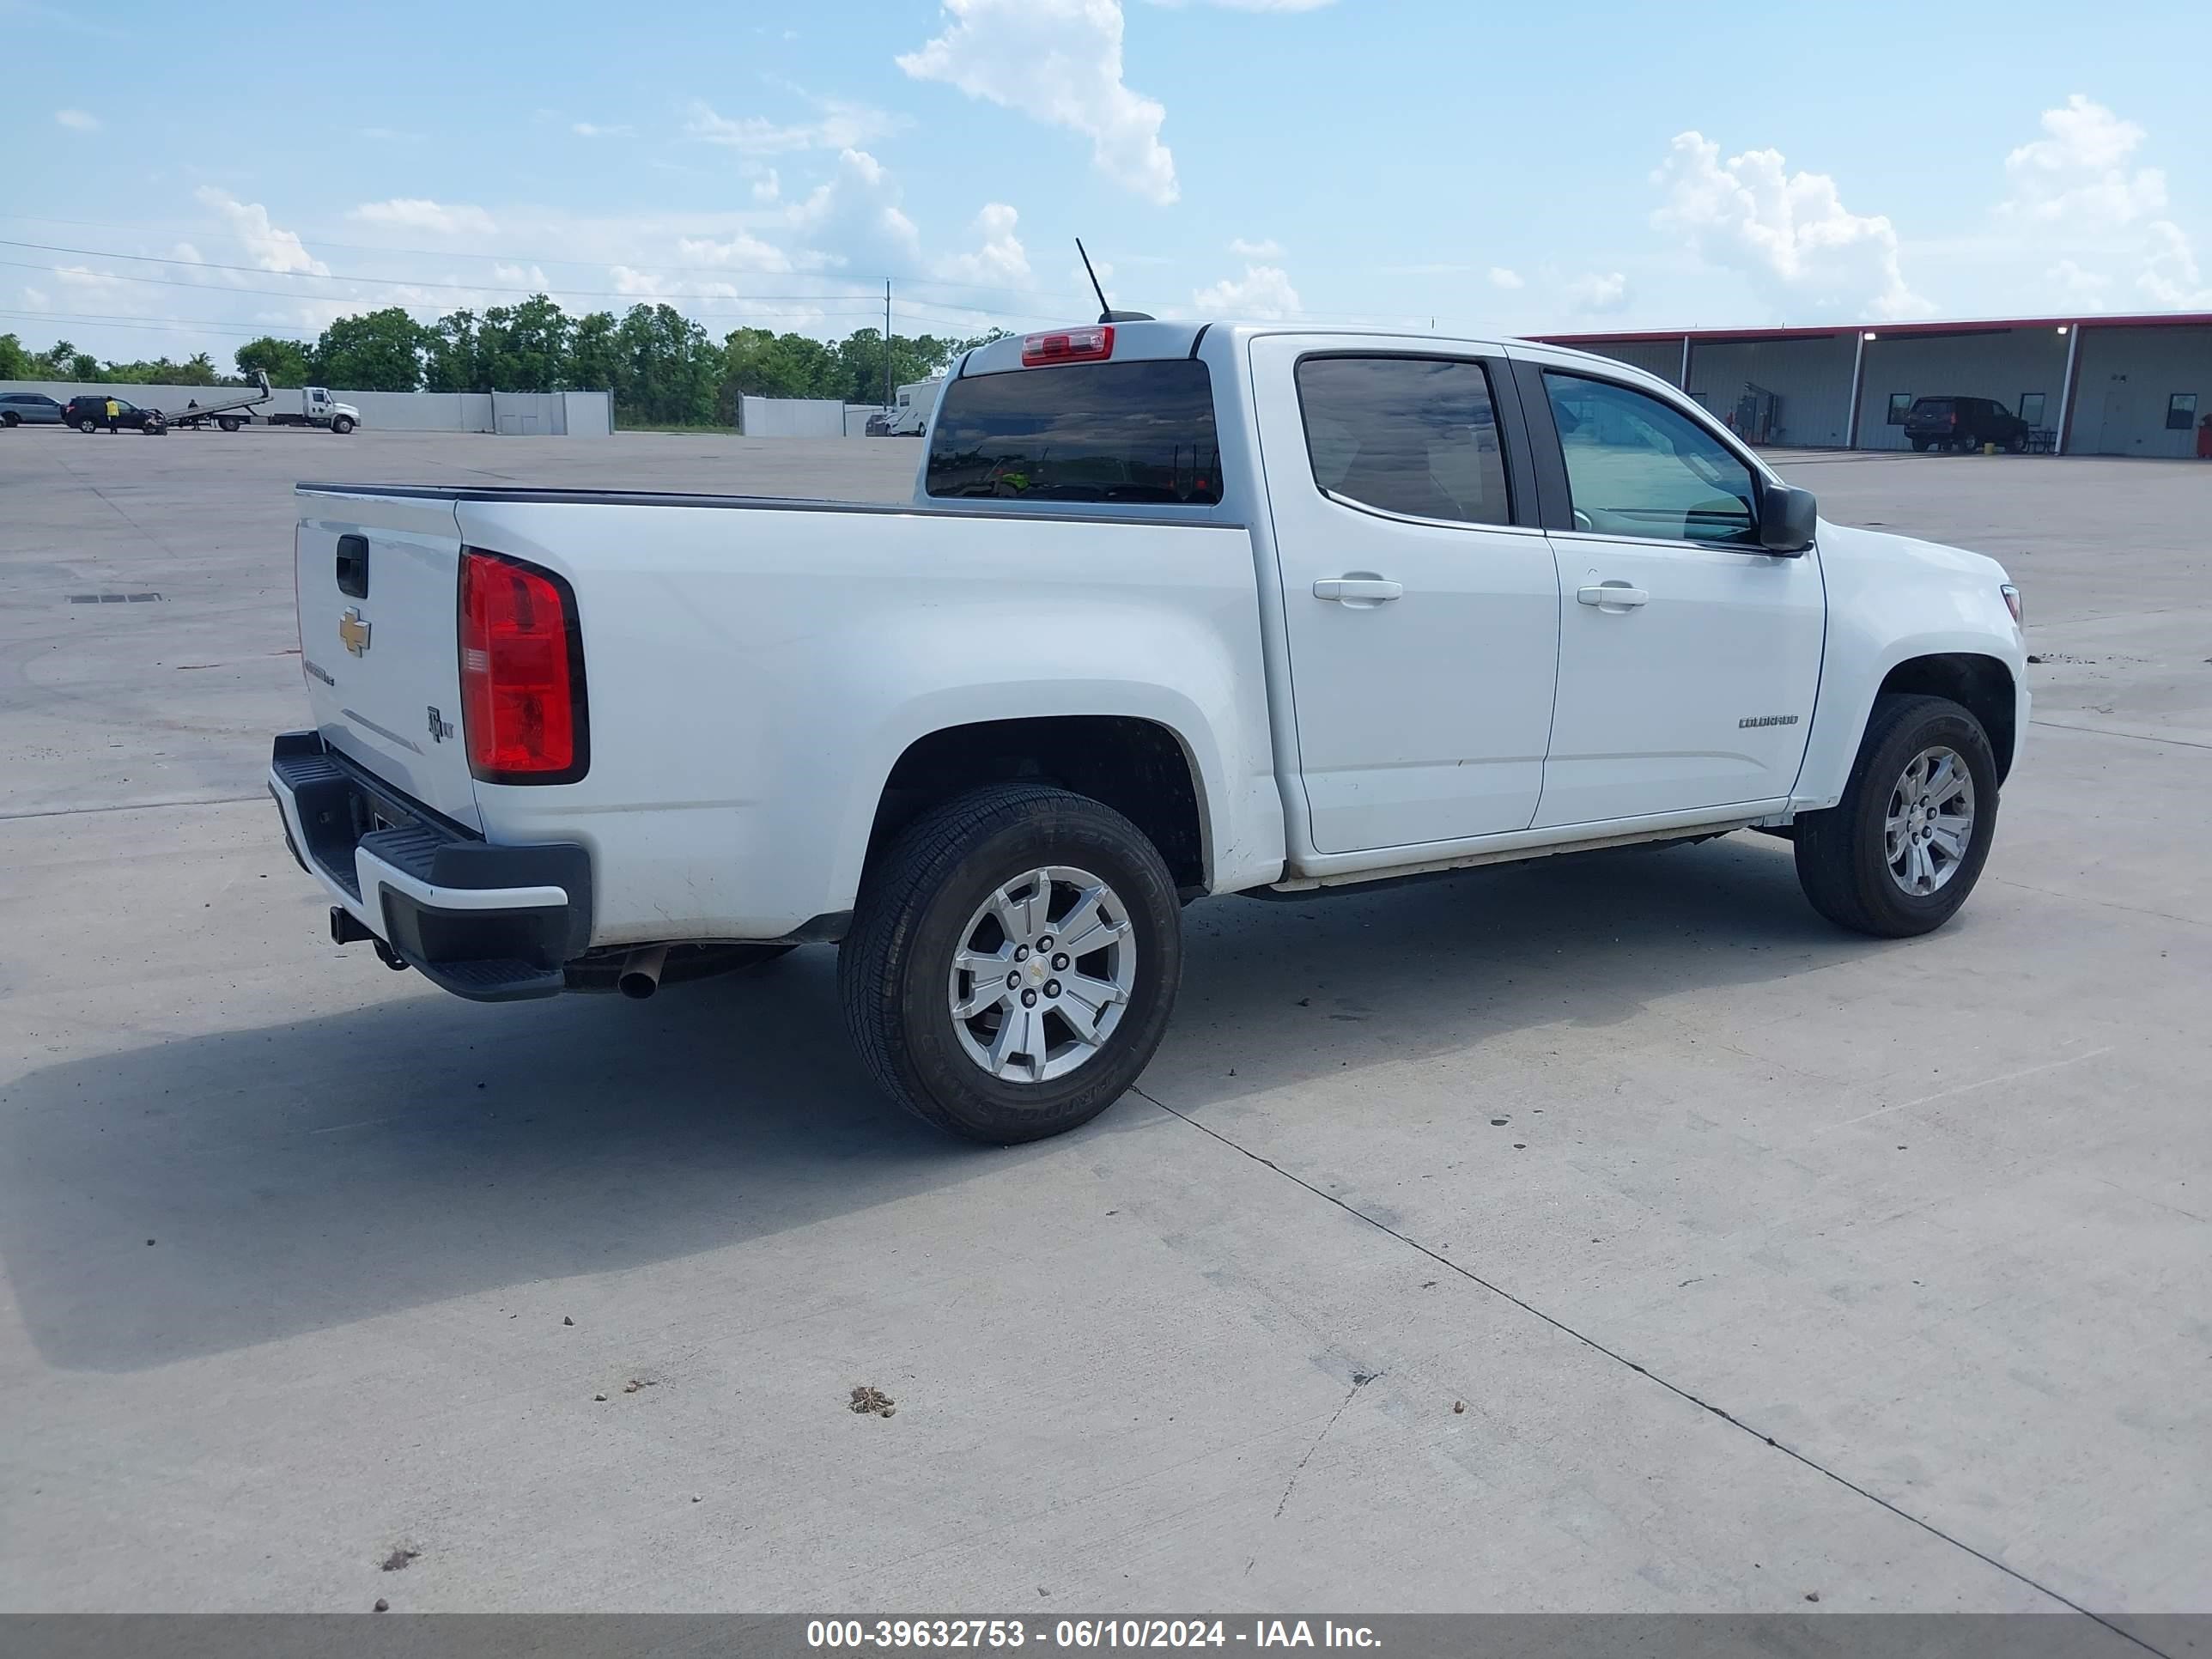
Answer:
739, 395, 848, 438
1, 380, 607, 434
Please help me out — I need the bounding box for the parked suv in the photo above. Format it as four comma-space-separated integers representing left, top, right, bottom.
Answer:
1904, 396, 2029, 453
0, 392, 64, 427
61, 394, 167, 434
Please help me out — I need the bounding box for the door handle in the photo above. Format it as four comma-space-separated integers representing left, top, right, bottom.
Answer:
1313, 578, 1403, 604
1577, 582, 1648, 609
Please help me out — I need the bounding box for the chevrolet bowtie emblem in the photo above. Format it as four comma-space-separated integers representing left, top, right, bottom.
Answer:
338, 607, 372, 657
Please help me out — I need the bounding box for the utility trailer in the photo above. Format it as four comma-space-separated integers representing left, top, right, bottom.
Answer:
167, 371, 272, 432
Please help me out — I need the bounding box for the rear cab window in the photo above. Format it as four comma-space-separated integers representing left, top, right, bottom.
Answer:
925, 359, 1223, 505
1908, 398, 1954, 419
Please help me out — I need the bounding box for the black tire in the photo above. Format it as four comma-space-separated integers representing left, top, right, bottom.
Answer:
1793, 693, 2000, 939
2, 412, 18, 428
78, 417, 99, 433
218, 416, 241, 432
2005, 431, 2027, 453
331, 416, 356, 434
1909, 438, 1929, 453
839, 783, 1182, 1144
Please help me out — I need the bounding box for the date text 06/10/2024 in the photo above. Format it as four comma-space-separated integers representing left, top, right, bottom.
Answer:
805, 1620, 1381, 1650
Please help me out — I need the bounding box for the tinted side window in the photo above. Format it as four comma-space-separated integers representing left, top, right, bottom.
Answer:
926, 359, 1222, 504
1543, 371, 1759, 546
1295, 356, 1510, 526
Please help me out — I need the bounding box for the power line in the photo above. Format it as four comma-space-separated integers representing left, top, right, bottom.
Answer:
0, 211, 1092, 305
0, 240, 1066, 320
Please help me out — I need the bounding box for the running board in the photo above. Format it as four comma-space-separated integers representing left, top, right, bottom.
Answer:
1266, 812, 1771, 892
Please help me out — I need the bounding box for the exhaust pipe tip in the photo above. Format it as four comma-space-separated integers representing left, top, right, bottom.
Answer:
617, 945, 668, 1000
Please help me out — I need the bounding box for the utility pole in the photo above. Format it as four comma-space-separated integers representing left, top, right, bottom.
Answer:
884, 280, 893, 410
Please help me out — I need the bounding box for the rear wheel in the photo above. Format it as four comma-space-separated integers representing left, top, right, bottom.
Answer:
1793, 693, 1999, 938
840, 784, 1182, 1143
1909, 438, 1929, 453
218, 415, 241, 432
77, 416, 99, 433
2, 411, 18, 428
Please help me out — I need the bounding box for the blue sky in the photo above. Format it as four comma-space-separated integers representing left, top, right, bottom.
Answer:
6, 0, 2209, 365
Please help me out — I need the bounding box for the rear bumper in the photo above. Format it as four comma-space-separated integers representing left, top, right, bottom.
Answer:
269, 732, 592, 1001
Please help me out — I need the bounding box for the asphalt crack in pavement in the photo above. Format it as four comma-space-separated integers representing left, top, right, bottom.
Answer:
1129, 1083, 2169, 1657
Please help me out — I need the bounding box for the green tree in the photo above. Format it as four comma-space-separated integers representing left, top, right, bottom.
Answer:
612, 303, 717, 424
0, 332, 30, 380
422, 310, 481, 392
720, 327, 839, 420
477, 294, 572, 391
312, 307, 427, 391
236, 337, 312, 385
567, 310, 619, 394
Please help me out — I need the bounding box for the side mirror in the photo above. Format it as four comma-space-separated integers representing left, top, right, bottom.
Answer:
1759, 483, 1818, 555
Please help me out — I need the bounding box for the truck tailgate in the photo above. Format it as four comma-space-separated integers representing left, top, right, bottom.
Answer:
295, 489, 482, 829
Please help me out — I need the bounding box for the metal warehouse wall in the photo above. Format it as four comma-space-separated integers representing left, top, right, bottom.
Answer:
1686, 335, 1859, 448
1570, 339, 1684, 386
1856, 330, 2071, 452
2068, 325, 2212, 459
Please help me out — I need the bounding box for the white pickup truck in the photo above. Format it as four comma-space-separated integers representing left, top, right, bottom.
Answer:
271, 319, 2026, 1141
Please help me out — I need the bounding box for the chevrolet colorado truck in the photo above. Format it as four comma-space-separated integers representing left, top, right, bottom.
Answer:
270, 320, 2027, 1142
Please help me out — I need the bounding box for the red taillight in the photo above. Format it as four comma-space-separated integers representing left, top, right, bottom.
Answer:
1021, 324, 1114, 366
1946, 413, 1957, 428
459, 549, 586, 782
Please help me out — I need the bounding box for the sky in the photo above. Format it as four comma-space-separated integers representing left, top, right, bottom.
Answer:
6, 0, 2211, 368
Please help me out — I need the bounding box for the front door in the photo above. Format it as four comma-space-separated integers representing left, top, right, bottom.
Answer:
1252, 337, 1562, 854
1524, 364, 1825, 828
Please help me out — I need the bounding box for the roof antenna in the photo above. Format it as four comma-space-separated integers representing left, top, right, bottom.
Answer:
1076, 238, 1152, 324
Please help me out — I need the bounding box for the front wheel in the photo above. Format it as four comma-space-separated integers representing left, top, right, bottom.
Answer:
331, 416, 356, 434
1793, 693, 2000, 938
839, 784, 1183, 1143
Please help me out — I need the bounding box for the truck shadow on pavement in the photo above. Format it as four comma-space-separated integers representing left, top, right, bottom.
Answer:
2, 833, 1886, 1372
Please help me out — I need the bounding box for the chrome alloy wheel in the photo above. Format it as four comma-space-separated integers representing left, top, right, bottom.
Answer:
1886, 745, 1977, 896
946, 866, 1136, 1084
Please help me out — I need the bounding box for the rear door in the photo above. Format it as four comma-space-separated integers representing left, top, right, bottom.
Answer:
1252, 336, 1561, 854
295, 489, 482, 828
1515, 357, 1823, 828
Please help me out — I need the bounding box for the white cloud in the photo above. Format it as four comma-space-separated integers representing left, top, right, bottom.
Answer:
1651, 131, 1929, 320
572, 121, 635, 139
2140, 221, 2212, 308
1192, 262, 1301, 319
491, 263, 551, 289
2001, 95, 2166, 229
1488, 266, 1524, 289
684, 97, 899, 155
54, 108, 99, 131
195, 187, 330, 275
674, 229, 794, 274
1145, 0, 1334, 8
937, 203, 1031, 288
750, 168, 781, 204
1565, 270, 1628, 313
898, 0, 1178, 205
1230, 236, 1283, 259
2046, 258, 2112, 308
786, 148, 923, 272
349, 198, 499, 237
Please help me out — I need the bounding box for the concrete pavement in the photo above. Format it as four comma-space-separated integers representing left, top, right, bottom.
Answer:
2, 427, 2205, 1628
